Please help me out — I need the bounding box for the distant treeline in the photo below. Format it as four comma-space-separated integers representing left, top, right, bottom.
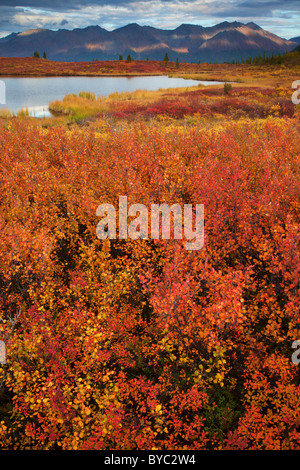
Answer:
232, 50, 299, 66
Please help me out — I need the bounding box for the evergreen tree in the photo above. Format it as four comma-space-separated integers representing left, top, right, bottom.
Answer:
43, 51, 47, 59
33, 51, 40, 58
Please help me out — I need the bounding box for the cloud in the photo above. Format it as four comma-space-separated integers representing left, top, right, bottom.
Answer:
0, 0, 299, 39
0, 0, 166, 9
227, 0, 300, 16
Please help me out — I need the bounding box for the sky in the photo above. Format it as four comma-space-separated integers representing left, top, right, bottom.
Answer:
0, 0, 299, 40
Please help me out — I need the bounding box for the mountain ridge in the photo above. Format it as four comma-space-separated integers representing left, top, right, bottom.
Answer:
0, 22, 297, 63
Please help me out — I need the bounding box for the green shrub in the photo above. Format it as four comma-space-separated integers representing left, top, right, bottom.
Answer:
224, 82, 232, 95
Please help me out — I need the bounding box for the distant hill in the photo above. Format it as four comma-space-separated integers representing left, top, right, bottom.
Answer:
0, 21, 297, 63
290, 36, 300, 45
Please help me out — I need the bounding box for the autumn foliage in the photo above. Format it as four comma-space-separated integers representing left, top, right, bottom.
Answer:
0, 77, 300, 450
0, 57, 197, 77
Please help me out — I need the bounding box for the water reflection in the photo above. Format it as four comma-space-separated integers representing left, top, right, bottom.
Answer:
0, 75, 223, 117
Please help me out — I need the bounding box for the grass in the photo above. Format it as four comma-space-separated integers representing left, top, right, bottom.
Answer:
1, 57, 298, 125
46, 75, 298, 125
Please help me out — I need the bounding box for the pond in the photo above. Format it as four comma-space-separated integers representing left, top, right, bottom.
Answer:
0, 75, 223, 118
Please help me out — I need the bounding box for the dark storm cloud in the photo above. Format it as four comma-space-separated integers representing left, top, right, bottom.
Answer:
239, 0, 300, 7
0, 0, 119, 7
0, 0, 172, 9
229, 0, 300, 17
0, 0, 298, 13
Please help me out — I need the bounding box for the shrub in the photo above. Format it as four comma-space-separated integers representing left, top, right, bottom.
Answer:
224, 82, 232, 95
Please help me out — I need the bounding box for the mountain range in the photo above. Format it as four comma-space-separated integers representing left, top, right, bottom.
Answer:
291, 36, 300, 44
0, 21, 298, 63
